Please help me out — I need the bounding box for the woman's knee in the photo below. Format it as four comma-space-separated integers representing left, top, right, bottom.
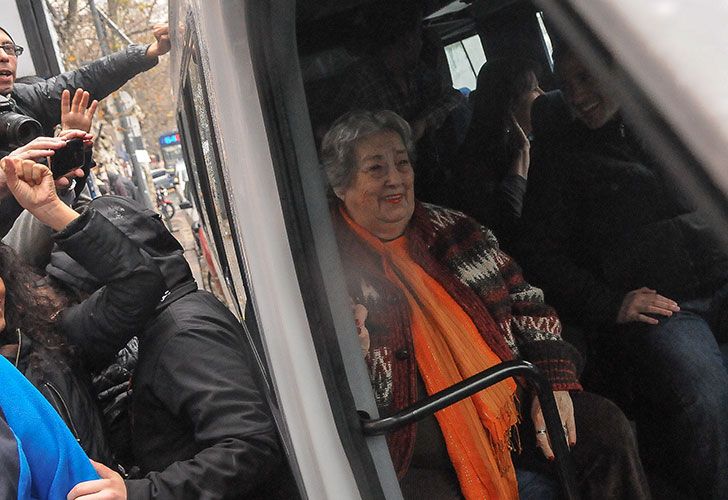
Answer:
571, 391, 637, 453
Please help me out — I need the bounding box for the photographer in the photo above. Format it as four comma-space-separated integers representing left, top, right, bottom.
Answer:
1, 87, 97, 245
0, 24, 169, 233
0, 24, 170, 137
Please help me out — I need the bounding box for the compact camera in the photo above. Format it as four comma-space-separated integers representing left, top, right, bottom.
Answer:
49, 138, 92, 179
0, 94, 42, 148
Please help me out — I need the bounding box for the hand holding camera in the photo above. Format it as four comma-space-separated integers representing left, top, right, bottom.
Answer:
0, 156, 79, 230
9, 129, 92, 186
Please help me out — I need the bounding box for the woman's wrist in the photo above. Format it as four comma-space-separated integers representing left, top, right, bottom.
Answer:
33, 200, 80, 231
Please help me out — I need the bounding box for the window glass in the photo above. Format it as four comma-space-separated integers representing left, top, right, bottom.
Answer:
537, 11, 554, 70
184, 39, 248, 317
179, 33, 273, 393
444, 34, 487, 92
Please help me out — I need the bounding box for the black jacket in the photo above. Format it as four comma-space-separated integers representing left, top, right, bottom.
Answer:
12, 44, 157, 137
49, 205, 166, 461
519, 117, 728, 329
49, 196, 281, 499
16, 336, 116, 466
0, 45, 158, 237
0, 205, 164, 469
127, 286, 280, 499
0, 409, 20, 499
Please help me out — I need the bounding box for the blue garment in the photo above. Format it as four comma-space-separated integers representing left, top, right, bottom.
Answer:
0, 356, 98, 499
516, 468, 558, 500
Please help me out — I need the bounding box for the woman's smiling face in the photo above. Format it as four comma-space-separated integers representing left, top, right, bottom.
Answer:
337, 129, 415, 240
557, 52, 619, 130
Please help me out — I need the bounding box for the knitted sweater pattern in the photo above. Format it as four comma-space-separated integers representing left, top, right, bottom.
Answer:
333, 201, 582, 476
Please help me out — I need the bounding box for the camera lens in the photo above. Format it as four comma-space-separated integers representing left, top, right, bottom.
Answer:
0, 111, 42, 148
14, 118, 43, 145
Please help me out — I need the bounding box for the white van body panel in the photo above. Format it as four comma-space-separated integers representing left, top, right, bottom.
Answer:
170, 1, 361, 498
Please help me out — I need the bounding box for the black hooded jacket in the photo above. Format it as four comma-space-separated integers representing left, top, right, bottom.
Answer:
48, 196, 280, 499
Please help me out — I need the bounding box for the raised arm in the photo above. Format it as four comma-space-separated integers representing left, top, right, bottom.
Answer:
53, 210, 166, 368
0, 156, 165, 367
13, 25, 170, 134
0, 156, 78, 230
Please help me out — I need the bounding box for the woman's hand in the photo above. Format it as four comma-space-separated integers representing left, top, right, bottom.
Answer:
509, 113, 530, 179
531, 390, 576, 460
61, 88, 98, 133
0, 157, 79, 230
351, 300, 371, 356
146, 24, 171, 58
616, 287, 680, 325
66, 460, 127, 499
8, 135, 66, 162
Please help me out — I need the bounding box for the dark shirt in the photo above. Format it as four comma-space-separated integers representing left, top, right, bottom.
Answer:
519, 118, 728, 328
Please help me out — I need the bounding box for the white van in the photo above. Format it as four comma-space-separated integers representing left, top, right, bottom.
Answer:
168, 1, 728, 498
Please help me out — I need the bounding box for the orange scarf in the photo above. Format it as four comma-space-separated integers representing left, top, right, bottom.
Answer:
343, 209, 519, 500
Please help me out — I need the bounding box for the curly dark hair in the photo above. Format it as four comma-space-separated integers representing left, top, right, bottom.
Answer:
0, 242, 69, 354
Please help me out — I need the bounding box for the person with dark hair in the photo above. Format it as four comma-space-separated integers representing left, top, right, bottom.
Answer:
452, 58, 544, 250
519, 45, 728, 498
2, 152, 282, 498
321, 109, 650, 500
0, 154, 167, 498
45, 194, 282, 499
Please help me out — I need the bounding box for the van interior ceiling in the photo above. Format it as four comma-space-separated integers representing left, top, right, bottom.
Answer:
296, 0, 558, 136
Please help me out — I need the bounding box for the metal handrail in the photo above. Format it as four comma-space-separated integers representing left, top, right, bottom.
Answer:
359, 360, 579, 500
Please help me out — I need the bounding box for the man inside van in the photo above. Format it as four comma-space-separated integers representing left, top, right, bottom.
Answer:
518, 44, 728, 498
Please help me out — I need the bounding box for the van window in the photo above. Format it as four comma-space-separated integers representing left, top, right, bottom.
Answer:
181, 35, 247, 317
536, 11, 554, 70
444, 34, 487, 91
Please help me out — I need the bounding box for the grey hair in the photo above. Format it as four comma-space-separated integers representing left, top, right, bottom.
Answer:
320, 110, 415, 195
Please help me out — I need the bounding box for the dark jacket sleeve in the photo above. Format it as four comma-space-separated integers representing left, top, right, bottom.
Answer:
13, 45, 157, 134
518, 150, 624, 330
56, 208, 166, 369
125, 312, 280, 499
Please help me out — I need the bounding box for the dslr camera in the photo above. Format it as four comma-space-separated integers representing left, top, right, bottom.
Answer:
0, 94, 42, 149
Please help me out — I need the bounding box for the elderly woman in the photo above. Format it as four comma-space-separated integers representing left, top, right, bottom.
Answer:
321, 110, 650, 500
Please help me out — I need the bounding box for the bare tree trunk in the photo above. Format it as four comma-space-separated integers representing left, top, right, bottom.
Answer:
65, 0, 78, 33
108, 0, 119, 22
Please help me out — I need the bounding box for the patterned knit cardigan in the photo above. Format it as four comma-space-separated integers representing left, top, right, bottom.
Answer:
332, 201, 583, 478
